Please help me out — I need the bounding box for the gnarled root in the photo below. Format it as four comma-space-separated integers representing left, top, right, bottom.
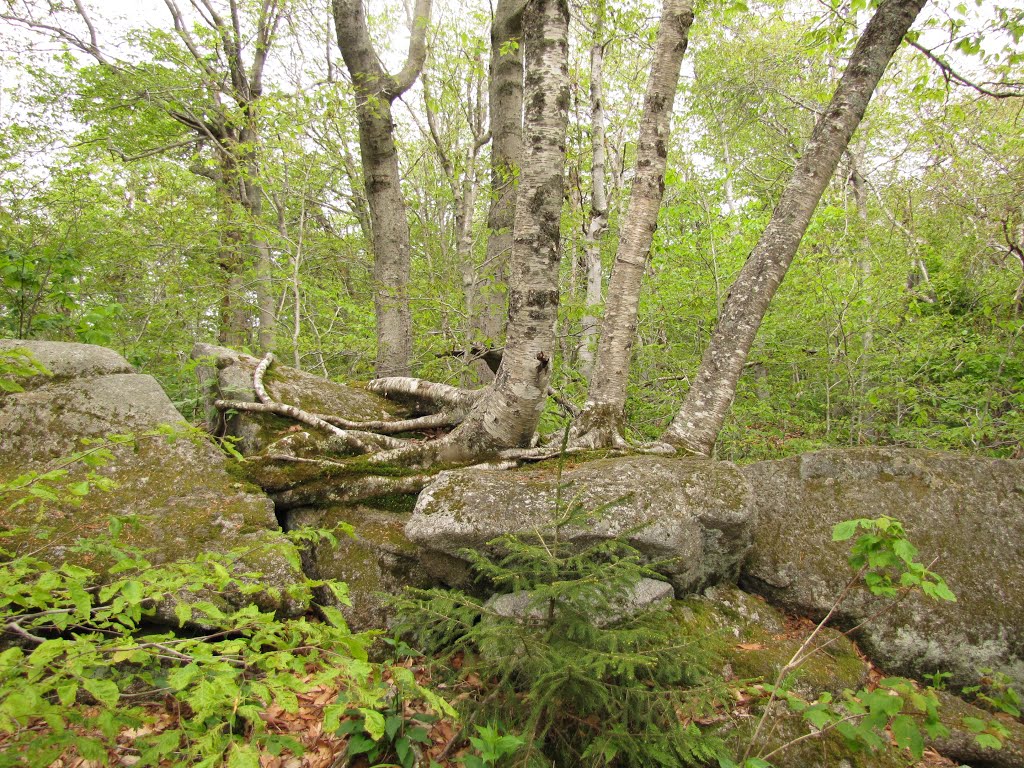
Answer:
215, 353, 410, 454
365, 377, 483, 412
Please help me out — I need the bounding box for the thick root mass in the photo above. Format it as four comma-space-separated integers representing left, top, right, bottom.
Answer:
212, 354, 678, 505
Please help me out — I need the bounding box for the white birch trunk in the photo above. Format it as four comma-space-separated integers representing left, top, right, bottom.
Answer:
578, 4, 610, 379
572, 0, 695, 447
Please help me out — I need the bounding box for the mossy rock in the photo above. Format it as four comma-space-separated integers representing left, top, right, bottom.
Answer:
1, 341, 308, 624
678, 586, 870, 699
287, 500, 429, 632
742, 448, 1024, 689
409, 456, 755, 594
681, 586, 1024, 767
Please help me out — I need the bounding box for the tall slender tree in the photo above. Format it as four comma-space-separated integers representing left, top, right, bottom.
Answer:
576, 0, 610, 379
570, 0, 696, 449
472, 0, 526, 380
662, 0, 928, 456
332, 0, 432, 377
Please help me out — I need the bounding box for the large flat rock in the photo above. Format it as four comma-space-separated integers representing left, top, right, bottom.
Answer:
407, 456, 755, 595
1, 340, 308, 622
741, 447, 1024, 688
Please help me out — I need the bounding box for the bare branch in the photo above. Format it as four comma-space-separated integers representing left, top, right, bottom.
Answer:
908, 39, 1024, 100
390, 0, 432, 97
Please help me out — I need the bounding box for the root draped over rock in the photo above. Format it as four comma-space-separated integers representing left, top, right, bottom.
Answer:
212, 353, 678, 504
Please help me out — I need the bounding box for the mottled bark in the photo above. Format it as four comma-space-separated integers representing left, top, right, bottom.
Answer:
571, 0, 695, 448
473, 0, 526, 377
333, 0, 432, 378
663, 0, 927, 456
364, 0, 568, 467
577, 2, 610, 378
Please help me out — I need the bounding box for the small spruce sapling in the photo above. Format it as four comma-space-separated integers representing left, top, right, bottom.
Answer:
392, 463, 729, 767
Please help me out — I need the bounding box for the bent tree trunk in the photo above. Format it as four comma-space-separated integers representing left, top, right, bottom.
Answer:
333, 0, 431, 378
663, 0, 927, 456
571, 0, 695, 449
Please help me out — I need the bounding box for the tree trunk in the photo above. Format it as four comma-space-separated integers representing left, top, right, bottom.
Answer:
577, 1, 610, 379
333, 0, 431, 378
472, 0, 526, 379
571, 0, 695, 448
663, 0, 927, 456
432, 0, 570, 461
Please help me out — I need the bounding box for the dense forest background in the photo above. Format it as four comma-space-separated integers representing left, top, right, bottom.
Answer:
2, 0, 1022, 461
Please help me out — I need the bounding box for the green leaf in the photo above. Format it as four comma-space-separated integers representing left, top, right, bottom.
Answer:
832, 520, 859, 541
83, 678, 120, 707
974, 733, 1002, 750
359, 708, 386, 741
891, 714, 925, 758
168, 663, 202, 690
56, 682, 78, 706
227, 743, 262, 768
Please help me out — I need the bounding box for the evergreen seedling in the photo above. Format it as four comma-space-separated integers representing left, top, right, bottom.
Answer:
393, 482, 729, 767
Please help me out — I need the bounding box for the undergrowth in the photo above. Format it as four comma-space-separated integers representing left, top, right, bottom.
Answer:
391, 486, 731, 767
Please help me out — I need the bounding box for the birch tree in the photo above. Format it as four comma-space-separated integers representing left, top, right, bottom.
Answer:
662, 0, 928, 456
472, 0, 526, 379
570, 0, 695, 449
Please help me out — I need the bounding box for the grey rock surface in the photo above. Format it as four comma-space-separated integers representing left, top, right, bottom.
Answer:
287, 501, 431, 632
486, 577, 674, 627
1, 339, 308, 622
741, 447, 1024, 688
407, 456, 754, 594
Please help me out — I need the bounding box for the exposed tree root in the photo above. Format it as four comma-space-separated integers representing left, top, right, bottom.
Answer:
318, 411, 466, 435
365, 376, 483, 412
215, 355, 678, 506
214, 399, 405, 453
215, 353, 409, 453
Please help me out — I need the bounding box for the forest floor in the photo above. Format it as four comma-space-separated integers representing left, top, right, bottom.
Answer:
9, 619, 974, 768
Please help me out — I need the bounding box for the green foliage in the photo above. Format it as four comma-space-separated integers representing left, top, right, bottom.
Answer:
728, 517, 1005, 767
832, 516, 956, 601
393, 495, 729, 768
462, 724, 526, 768
0, 347, 51, 393
0, 431, 448, 767
332, 692, 439, 768
963, 669, 1022, 719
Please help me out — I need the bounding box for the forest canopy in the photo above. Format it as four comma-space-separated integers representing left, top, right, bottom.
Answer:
1, 0, 1022, 462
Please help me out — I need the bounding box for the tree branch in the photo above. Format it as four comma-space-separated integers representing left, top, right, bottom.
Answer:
908, 39, 1024, 100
